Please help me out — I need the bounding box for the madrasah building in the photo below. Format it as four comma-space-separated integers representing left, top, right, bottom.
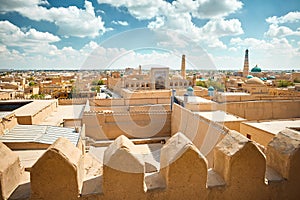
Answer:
107, 55, 191, 91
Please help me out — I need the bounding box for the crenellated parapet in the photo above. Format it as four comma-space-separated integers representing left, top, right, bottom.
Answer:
0, 142, 22, 200
210, 130, 267, 199
266, 128, 300, 199
1, 130, 300, 199
159, 132, 208, 199
102, 135, 146, 199
30, 137, 84, 200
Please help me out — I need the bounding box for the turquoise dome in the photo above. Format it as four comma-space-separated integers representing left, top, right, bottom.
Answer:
187, 86, 194, 92
251, 65, 262, 73
247, 75, 253, 79
208, 86, 214, 91
269, 76, 275, 79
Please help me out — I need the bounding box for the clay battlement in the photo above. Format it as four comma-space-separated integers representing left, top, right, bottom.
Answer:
1, 128, 299, 200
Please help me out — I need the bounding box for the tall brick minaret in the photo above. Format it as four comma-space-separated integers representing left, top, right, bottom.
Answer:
243, 49, 249, 77
181, 54, 186, 79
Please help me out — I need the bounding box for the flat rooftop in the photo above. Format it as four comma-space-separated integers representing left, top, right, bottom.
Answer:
176, 96, 214, 104
40, 104, 85, 126
218, 92, 250, 96
14, 100, 57, 117
194, 110, 246, 122
242, 119, 300, 135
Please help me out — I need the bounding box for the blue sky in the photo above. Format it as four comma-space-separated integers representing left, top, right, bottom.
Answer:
0, 0, 299, 70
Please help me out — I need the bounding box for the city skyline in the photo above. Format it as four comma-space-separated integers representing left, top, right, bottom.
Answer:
0, 0, 299, 70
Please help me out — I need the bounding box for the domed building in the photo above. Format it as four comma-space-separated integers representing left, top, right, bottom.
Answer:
243, 77, 268, 94
208, 86, 214, 97
247, 77, 264, 85
187, 86, 194, 96
251, 65, 262, 73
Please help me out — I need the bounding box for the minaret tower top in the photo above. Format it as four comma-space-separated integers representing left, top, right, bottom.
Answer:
181, 54, 186, 79
243, 49, 249, 77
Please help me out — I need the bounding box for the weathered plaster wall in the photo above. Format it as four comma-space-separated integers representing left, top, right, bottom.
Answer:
30, 137, 84, 200
15, 100, 58, 125
240, 122, 275, 146
218, 100, 300, 120
171, 104, 228, 167
83, 110, 171, 140
0, 142, 22, 200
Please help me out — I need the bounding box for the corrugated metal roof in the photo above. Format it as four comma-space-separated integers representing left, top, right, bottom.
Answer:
0, 125, 79, 146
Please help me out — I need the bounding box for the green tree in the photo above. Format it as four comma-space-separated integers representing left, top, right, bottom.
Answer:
207, 80, 225, 91
196, 81, 207, 88
30, 94, 45, 99
91, 79, 105, 86
28, 76, 34, 81
278, 80, 294, 87
97, 80, 104, 85
29, 81, 35, 86
91, 86, 100, 92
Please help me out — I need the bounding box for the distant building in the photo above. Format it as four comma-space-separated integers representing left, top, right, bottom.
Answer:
251, 65, 262, 73
108, 55, 190, 91
243, 77, 268, 94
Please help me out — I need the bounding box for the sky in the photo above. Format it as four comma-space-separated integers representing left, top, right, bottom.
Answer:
0, 0, 299, 71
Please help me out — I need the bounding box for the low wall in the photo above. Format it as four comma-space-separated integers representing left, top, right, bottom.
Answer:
121, 89, 171, 99
218, 100, 300, 120
185, 102, 218, 111
89, 98, 171, 107
58, 98, 89, 105
215, 94, 300, 103
240, 122, 275, 147
90, 104, 171, 112
31, 101, 57, 125
15, 100, 58, 125
83, 107, 171, 140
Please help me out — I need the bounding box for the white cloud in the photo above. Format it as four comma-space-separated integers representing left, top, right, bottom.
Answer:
200, 18, 243, 37
173, 0, 243, 19
264, 12, 300, 38
98, 0, 243, 20
99, 0, 243, 49
149, 16, 243, 49
98, 0, 170, 20
265, 24, 300, 37
0, 20, 60, 48
148, 17, 165, 29
228, 47, 237, 52
0, 0, 106, 38
229, 37, 300, 69
112, 20, 129, 26
266, 11, 300, 24
230, 37, 273, 50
